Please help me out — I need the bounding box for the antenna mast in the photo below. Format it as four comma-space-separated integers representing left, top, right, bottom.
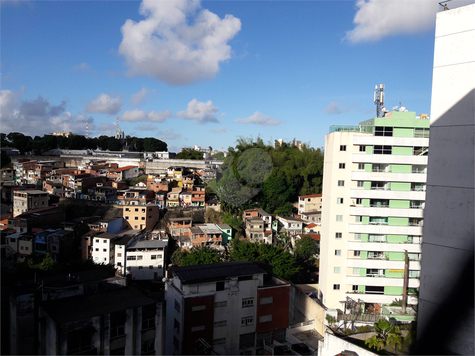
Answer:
374, 84, 385, 118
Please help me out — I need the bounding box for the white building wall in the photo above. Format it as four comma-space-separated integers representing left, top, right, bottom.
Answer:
91, 237, 114, 264
126, 249, 165, 280
418, 4, 475, 355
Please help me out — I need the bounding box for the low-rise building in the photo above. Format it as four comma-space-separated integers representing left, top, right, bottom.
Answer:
298, 194, 323, 216
13, 189, 49, 217
107, 165, 140, 181
123, 205, 159, 231
125, 238, 167, 280
276, 216, 304, 236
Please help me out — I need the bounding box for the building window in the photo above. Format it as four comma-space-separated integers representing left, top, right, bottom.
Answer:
336, 215, 343, 222
127, 256, 136, 260
95, 248, 99, 251
142, 208, 146, 212
259, 315, 272, 323
216, 281, 225, 291
333, 284, 340, 290
359, 146, 366, 152
151, 255, 156, 259
125, 216, 129, 220
358, 163, 365, 170
135, 208, 139, 212
141, 339, 155, 354
174, 318, 180, 331
340, 145, 346, 151
353, 268, 360, 275
95, 239, 99, 243
374, 145, 392, 154
126, 266, 131, 271
375, 126, 393, 136
149, 265, 153, 269
334, 267, 340, 274
103, 240, 107, 243
260, 296, 273, 305
355, 216, 362, 222
138, 266, 143, 270
357, 181, 364, 188
241, 317, 253, 326
335, 232, 342, 239
214, 301, 227, 308
352, 285, 359, 291
338, 180, 345, 187
192, 305, 206, 312
214, 320, 227, 327
339, 163, 346, 169
356, 198, 363, 205
191, 325, 205, 332
415, 128, 430, 138
135, 216, 139, 220
242, 298, 254, 308
174, 300, 181, 312
141, 217, 145, 220
110, 311, 126, 338
137, 255, 143, 260
354, 250, 361, 257
354, 233, 362, 240
337, 198, 344, 204
335, 249, 341, 256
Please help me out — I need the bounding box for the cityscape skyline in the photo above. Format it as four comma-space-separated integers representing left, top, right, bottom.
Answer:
1, 0, 473, 153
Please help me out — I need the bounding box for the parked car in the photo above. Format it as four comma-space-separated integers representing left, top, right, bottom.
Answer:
291, 343, 311, 355
274, 345, 293, 355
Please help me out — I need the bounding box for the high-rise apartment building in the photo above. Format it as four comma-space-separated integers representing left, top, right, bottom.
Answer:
319, 110, 429, 312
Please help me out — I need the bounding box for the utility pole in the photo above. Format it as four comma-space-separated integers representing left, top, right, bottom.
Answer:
402, 250, 409, 313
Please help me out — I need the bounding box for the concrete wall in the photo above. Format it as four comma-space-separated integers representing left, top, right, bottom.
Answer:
319, 332, 378, 356
289, 283, 326, 336
418, 4, 475, 356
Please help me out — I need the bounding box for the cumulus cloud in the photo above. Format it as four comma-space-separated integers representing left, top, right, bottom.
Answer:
344, 0, 460, 43
118, 0, 241, 85
86, 93, 123, 115
121, 109, 173, 122
0, 88, 93, 136
325, 101, 355, 114
235, 111, 282, 126
157, 130, 182, 140
177, 98, 219, 124
130, 88, 153, 106
72, 62, 90, 71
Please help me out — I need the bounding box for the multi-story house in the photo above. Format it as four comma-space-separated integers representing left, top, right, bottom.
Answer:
297, 194, 323, 216
117, 188, 155, 206
91, 232, 118, 264
166, 189, 181, 207
125, 238, 168, 280
147, 175, 169, 192
319, 109, 428, 312
164, 261, 290, 355
123, 205, 159, 231
190, 224, 223, 248
13, 189, 49, 217
216, 223, 233, 245
107, 165, 140, 181
191, 187, 206, 207
243, 208, 273, 243
275, 216, 304, 237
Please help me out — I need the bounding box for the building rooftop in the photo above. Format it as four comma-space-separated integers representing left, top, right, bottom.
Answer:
216, 223, 232, 230
127, 238, 167, 249
170, 261, 266, 285
109, 165, 138, 172
41, 286, 157, 325
299, 194, 322, 198
196, 223, 221, 234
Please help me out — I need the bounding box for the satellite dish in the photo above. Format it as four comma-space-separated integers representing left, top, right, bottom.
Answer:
393, 106, 398, 110
400, 106, 406, 111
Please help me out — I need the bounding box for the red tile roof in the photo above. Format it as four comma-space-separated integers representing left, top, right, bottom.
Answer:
109, 166, 138, 172
300, 194, 322, 198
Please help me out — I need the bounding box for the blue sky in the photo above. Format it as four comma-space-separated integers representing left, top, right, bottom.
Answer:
1, 0, 473, 153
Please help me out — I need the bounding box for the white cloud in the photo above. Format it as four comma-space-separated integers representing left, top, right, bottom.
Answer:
72, 62, 90, 71
86, 93, 123, 115
136, 124, 157, 131
157, 130, 182, 140
118, 0, 241, 85
0, 88, 93, 136
130, 88, 152, 106
325, 101, 355, 114
235, 111, 282, 126
211, 126, 228, 133
121, 109, 173, 122
176, 98, 219, 124
345, 0, 441, 43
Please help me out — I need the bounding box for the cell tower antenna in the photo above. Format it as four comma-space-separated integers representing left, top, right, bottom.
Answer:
374, 84, 385, 118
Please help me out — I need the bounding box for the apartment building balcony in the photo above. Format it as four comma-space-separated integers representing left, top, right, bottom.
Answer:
349, 224, 423, 235
352, 153, 428, 165
351, 171, 427, 183
347, 258, 421, 270
345, 293, 417, 305
349, 207, 424, 218
353, 136, 429, 147
350, 189, 426, 201
346, 276, 420, 288
347, 241, 422, 253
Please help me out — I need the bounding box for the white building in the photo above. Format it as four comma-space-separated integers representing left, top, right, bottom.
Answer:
125, 238, 167, 280
319, 109, 429, 312
417, 4, 474, 355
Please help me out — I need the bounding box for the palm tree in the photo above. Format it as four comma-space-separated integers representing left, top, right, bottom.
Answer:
374, 318, 397, 343
365, 335, 385, 351
387, 332, 403, 354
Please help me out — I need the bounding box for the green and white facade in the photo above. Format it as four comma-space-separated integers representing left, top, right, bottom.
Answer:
319, 110, 429, 310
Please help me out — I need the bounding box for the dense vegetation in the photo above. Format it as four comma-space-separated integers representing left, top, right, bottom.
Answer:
176, 148, 203, 160
0, 132, 167, 155
211, 136, 324, 216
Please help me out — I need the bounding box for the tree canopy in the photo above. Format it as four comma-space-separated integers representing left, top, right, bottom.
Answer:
176, 148, 203, 160
171, 246, 223, 266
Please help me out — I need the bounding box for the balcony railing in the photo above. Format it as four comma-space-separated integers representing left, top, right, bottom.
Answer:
369, 222, 389, 225
370, 187, 389, 190
367, 255, 386, 260
409, 205, 424, 209
408, 222, 423, 226
366, 274, 385, 278
370, 204, 389, 208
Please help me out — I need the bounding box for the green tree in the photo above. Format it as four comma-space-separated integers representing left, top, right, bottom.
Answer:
365, 335, 385, 351
374, 319, 397, 343
180, 246, 223, 266
294, 235, 318, 261
171, 249, 189, 266
230, 239, 300, 281
7, 132, 32, 154
387, 331, 403, 353
176, 148, 203, 160
143, 137, 167, 152
107, 138, 121, 151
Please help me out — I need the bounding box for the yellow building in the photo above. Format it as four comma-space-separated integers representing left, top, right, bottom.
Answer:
123, 205, 159, 230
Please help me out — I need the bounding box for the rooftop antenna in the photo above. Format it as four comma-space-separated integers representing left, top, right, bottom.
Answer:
439, 0, 451, 10
374, 84, 385, 118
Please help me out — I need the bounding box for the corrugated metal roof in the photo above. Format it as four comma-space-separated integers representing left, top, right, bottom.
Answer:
170, 261, 266, 284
